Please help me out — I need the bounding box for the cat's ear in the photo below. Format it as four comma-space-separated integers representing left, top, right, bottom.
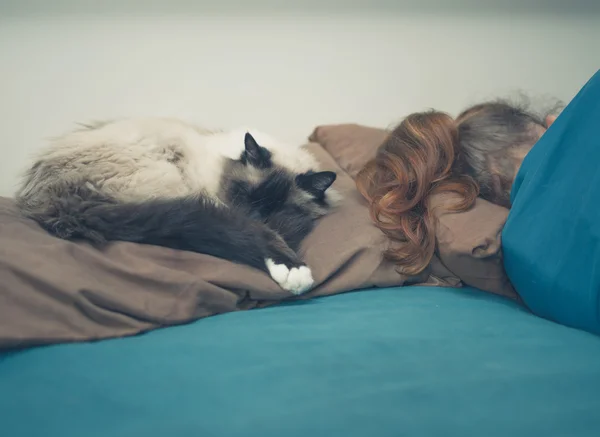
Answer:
242, 132, 272, 168
296, 171, 336, 198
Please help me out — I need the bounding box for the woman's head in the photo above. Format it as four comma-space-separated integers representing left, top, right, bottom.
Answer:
455, 101, 553, 206
356, 100, 558, 275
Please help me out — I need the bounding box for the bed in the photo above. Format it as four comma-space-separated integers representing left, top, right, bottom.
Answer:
2, 71, 600, 437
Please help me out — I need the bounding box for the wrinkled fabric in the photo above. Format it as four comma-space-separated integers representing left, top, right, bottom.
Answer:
504, 69, 600, 335
0, 143, 413, 350
2, 287, 600, 437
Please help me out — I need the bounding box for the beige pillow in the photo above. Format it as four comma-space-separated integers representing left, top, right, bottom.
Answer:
310, 124, 519, 301
309, 124, 389, 179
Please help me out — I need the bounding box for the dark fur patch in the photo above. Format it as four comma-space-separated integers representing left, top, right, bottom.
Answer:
167, 149, 184, 164
221, 166, 336, 251
265, 205, 314, 252
240, 132, 272, 169
20, 183, 305, 273
246, 171, 292, 217
296, 171, 336, 202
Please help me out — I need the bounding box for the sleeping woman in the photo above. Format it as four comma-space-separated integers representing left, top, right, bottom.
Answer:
356, 100, 558, 277
356, 70, 600, 336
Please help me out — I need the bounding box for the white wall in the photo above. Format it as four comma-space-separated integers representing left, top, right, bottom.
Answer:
0, 1, 598, 196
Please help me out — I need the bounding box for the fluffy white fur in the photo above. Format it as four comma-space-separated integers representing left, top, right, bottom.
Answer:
20, 117, 318, 204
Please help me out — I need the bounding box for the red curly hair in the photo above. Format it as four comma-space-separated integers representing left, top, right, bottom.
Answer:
356, 111, 478, 275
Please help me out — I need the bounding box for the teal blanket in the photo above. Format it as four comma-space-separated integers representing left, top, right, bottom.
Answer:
503, 70, 600, 335
1, 287, 600, 437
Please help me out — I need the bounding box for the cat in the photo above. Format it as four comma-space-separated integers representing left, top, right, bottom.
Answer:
15, 118, 340, 295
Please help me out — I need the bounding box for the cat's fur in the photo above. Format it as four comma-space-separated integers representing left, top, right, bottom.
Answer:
16, 118, 340, 295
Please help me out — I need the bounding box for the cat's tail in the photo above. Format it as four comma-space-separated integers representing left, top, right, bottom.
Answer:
16, 183, 314, 295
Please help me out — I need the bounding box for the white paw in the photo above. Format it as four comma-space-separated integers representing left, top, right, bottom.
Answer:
265, 259, 314, 295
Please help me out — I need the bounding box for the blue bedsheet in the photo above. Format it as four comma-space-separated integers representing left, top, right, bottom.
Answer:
2, 286, 600, 437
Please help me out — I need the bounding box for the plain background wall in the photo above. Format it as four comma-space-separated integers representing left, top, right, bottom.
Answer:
0, 0, 599, 196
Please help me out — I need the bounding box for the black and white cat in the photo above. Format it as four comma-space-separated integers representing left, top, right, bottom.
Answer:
16, 118, 339, 295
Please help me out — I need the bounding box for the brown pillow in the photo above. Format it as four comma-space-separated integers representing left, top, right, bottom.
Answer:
0, 142, 416, 349
309, 124, 389, 179
310, 124, 518, 301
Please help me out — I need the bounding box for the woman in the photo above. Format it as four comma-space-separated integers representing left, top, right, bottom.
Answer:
356, 101, 558, 276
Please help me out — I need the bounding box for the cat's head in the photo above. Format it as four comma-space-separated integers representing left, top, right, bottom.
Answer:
221, 132, 340, 219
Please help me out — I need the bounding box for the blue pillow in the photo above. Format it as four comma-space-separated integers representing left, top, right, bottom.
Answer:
2, 286, 600, 437
503, 70, 600, 335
